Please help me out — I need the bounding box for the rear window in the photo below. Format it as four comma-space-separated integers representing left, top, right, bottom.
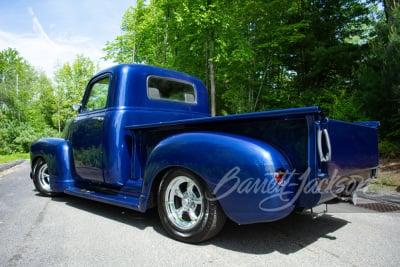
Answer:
147, 76, 196, 104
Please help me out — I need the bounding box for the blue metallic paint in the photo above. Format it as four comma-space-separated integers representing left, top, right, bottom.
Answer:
64, 64, 210, 187
326, 119, 379, 177
143, 132, 295, 224
29, 64, 380, 227
111, 64, 210, 116
30, 138, 75, 192
296, 117, 379, 208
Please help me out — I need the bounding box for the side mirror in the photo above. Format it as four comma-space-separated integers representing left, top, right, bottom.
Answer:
72, 104, 81, 111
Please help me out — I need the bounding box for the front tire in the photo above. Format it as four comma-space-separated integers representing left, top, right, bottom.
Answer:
32, 158, 59, 197
158, 168, 226, 243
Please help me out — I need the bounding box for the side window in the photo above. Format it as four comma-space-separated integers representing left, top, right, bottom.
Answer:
83, 76, 110, 112
147, 76, 196, 104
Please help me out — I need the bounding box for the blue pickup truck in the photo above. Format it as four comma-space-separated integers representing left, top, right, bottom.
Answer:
30, 64, 379, 243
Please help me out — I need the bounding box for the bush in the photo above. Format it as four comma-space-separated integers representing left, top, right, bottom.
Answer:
379, 139, 400, 159
0, 120, 60, 155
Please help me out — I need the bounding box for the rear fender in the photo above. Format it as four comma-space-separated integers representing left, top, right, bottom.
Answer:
143, 132, 296, 224
30, 138, 75, 192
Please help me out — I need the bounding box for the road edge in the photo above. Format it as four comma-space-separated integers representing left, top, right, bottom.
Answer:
0, 159, 27, 173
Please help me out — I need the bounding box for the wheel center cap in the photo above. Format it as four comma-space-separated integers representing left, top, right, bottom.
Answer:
182, 194, 194, 210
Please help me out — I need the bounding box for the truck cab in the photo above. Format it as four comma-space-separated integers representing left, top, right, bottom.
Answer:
64, 64, 210, 187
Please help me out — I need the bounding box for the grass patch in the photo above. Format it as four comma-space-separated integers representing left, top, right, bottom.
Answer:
0, 153, 29, 164
368, 159, 400, 193
369, 180, 399, 192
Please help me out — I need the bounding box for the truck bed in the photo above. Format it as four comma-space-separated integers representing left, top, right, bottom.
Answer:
127, 106, 379, 209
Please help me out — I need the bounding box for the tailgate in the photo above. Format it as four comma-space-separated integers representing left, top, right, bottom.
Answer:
319, 119, 379, 178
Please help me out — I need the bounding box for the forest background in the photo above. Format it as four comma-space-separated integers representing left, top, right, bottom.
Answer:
0, 0, 399, 159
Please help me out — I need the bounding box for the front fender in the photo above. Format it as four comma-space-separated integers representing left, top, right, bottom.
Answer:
144, 132, 296, 224
30, 138, 75, 192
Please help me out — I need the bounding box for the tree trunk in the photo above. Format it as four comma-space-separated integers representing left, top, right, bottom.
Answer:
384, 0, 399, 24
209, 34, 216, 117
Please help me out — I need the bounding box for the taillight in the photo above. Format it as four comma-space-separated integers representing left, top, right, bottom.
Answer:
274, 168, 287, 184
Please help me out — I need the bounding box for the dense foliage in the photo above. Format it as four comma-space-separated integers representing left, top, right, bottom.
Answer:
103, 0, 399, 157
0, 50, 97, 154
0, 0, 399, 157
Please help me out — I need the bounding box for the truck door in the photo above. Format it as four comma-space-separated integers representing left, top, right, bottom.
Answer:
70, 75, 110, 183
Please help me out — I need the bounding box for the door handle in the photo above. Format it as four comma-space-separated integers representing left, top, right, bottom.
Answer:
92, 116, 104, 121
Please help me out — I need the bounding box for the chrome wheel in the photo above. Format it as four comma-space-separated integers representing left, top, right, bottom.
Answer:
164, 175, 204, 230
158, 168, 226, 243
32, 158, 59, 197
37, 162, 51, 192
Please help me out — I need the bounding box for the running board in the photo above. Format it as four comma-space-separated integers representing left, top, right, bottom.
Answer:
64, 187, 143, 211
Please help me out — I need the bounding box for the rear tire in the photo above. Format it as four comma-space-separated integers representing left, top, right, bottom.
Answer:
158, 168, 226, 243
32, 158, 59, 197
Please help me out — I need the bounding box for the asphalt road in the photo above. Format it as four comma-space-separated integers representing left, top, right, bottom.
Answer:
1, 161, 400, 267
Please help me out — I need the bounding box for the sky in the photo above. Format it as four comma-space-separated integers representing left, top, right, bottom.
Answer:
0, 0, 136, 77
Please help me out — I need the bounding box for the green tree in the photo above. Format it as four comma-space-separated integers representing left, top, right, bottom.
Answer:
217, 0, 309, 114
33, 72, 58, 129
0, 48, 58, 154
0, 48, 28, 121
276, 0, 375, 116
53, 54, 98, 132
105, 0, 377, 118
358, 1, 400, 157
104, 0, 228, 116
